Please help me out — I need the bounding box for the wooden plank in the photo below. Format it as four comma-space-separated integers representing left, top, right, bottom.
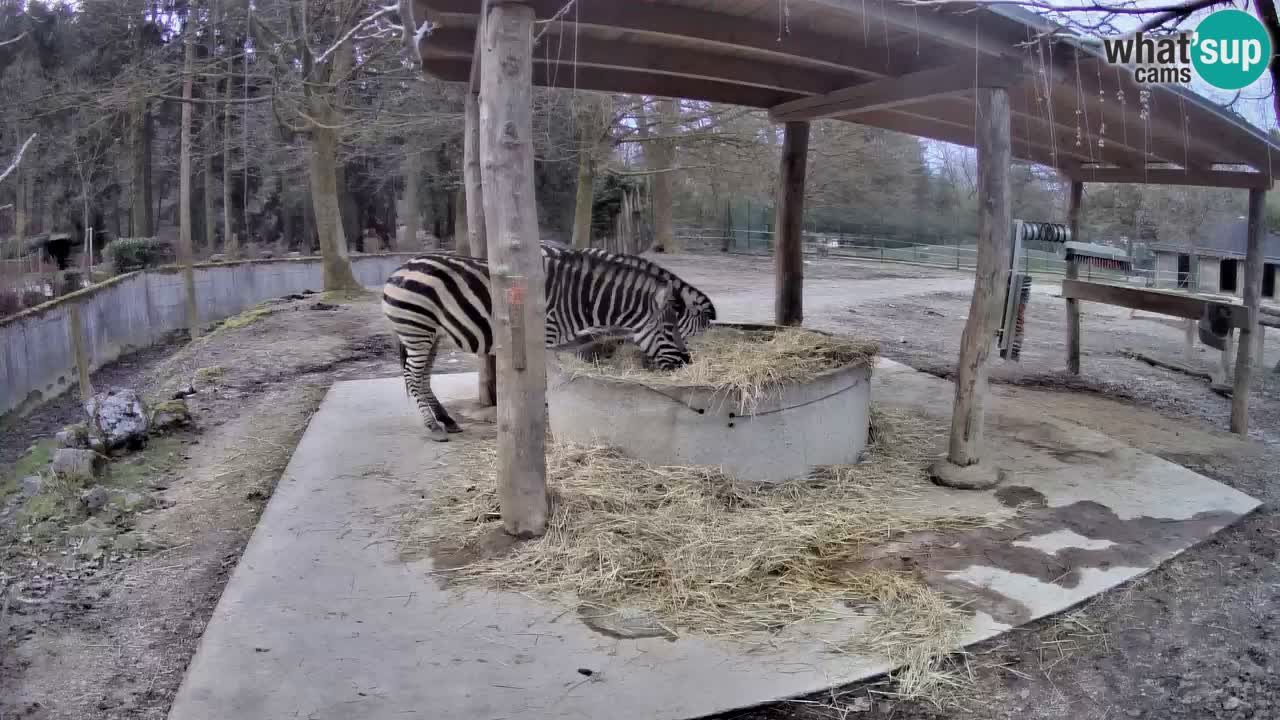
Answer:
466, 0, 488, 94
429, 26, 849, 96
479, 1, 547, 538
425, 0, 942, 78
1068, 167, 1275, 190
464, 85, 496, 407
774, 121, 809, 326
769, 64, 1024, 122
1061, 279, 1251, 328
946, 86, 1012, 469
67, 304, 94, 403
424, 57, 799, 109
1065, 181, 1083, 375
1231, 187, 1266, 434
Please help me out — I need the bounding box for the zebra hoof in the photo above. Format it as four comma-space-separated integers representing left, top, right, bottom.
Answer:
428, 427, 451, 443
445, 424, 464, 434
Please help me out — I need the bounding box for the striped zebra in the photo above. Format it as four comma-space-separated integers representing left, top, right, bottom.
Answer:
381, 245, 716, 441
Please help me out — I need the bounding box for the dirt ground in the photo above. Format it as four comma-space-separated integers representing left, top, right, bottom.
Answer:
2, 252, 1278, 720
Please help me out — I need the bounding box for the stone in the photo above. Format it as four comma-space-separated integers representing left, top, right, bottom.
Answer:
113, 531, 159, 553
929, 458, 1008, 490
20, 475, 44, 496
113, 490, 157, 513
51, 449, 108, 483
150, 398, 193, 433
56, 423, 91, 449
76, 533, 113, 559
80, 486, 110, 514
84, 389, 150, 452
209, 254, 227, 262
1224, 696, 1242, 711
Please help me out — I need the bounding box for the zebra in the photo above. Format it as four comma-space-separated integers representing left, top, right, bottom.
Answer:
537, 242, 717, 360
381, 245, 714, 441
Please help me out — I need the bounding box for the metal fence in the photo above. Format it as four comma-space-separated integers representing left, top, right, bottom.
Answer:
673, 225, 1220, 290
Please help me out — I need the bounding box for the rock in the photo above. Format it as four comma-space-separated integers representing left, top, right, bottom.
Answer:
150, 398, 193, 432
113, 531, 159, 553
1224, 696, 1242, 711
80, 486, 110, 514
286, 251, 301, 258
76, 533, 113, 559
56, 423, 91, 449
51, 448, 108, 483
112, 491, 157, 513
69, 518, 109, 538
20, 475, 45, 496
310, 302, 339, 311
85, 389, 150, 452
209, 253, 227, 262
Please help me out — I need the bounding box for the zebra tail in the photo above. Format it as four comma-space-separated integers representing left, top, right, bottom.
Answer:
397, 337, 411, 399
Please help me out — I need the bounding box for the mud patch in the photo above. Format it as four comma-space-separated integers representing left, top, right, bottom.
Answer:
840, 497, 1245, 625
422, 525, 522, 587
577, 603, 678, 641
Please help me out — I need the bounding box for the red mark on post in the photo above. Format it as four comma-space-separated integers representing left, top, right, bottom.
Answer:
507, 284, 525, 308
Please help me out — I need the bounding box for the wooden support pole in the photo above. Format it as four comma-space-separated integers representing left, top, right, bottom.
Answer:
67, 304, 94, 403
1231, 187, 1266, 434
931, 86, 1011, 490
479, 1, 548, 538
1065, 181, 1083, 375
774, 120, 810, 327
1184, 318, 1196, 363
465, 85, 497, 407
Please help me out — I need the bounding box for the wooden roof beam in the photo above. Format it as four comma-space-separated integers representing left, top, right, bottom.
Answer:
1066, 166, 1275, 190
422, 57, 804, 108
428, 26, 854, 96
818, 0, 1016, 58
423, 0, 941, 78
849, 107, 1084, 173
769, 63, 1026, 123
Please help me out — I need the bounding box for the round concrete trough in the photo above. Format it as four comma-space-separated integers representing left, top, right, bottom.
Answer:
546, 322, 873, 483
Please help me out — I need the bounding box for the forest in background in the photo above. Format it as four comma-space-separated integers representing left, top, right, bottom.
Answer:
1, 0, 1279, 299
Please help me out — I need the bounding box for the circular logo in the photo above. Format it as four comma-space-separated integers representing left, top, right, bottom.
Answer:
1191, 9, 1273, 90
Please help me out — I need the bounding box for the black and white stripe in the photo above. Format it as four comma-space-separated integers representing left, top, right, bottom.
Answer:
381, 245, 713, 441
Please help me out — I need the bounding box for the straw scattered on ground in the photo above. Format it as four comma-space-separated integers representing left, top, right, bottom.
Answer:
402, 408, 1008, 703
557, 326, 880, 414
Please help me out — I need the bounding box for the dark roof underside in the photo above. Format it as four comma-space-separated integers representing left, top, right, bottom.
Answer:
417, 0, 1280, 190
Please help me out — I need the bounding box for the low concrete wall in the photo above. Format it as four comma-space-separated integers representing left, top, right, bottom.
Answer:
545, 324, 873, 483
1, 253, 415, 419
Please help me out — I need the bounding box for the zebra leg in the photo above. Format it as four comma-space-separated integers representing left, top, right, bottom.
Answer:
403, 336, 459, 442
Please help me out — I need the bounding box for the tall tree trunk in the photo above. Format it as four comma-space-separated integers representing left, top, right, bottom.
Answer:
651, 98, 678, 253
571, 147, 595, 249
202, 107, 216, 252
129, 101, 150, 237
15, 164, 26, 247
454, 187, 468, 255
178, 14, 200, 338
223, 67, 237, 257
308, 116, 360, 290
399, 151, 420, 252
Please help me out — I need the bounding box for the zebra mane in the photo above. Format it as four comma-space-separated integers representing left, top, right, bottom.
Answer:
538, 243, 715, 320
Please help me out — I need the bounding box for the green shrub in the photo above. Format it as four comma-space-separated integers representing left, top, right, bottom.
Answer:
106, 237, 173, 271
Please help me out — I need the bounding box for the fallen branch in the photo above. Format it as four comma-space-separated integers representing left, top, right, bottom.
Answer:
0, 133, 36, 185
1120, 348, 1211, 382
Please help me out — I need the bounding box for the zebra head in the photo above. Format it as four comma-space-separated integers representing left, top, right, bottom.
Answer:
672, 284, 717, 339
641, 282, 692, 371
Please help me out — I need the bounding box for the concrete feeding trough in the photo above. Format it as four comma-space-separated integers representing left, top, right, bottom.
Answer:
546, 322, 873, 483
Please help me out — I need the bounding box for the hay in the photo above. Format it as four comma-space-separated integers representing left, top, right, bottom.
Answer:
403, 408, 1005, 702
557, 326, 879, 415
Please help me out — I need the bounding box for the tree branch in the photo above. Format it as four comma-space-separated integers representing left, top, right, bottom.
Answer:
0, 31, 28, 49
0, 133, 37, 185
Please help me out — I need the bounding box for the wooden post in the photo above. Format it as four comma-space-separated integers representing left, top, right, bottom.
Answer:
67, 304, 94, 403
1184, 318, 1196, 363
774, 120, 810, 327
1065, 181, 1083, 374
1231, 187, 1266, 434
931, 86, 1011, 490
479, 1, 548, 538
465, 87, 497, 407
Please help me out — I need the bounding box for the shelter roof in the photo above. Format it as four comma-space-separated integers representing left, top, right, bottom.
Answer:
417, 0, 1280, 190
